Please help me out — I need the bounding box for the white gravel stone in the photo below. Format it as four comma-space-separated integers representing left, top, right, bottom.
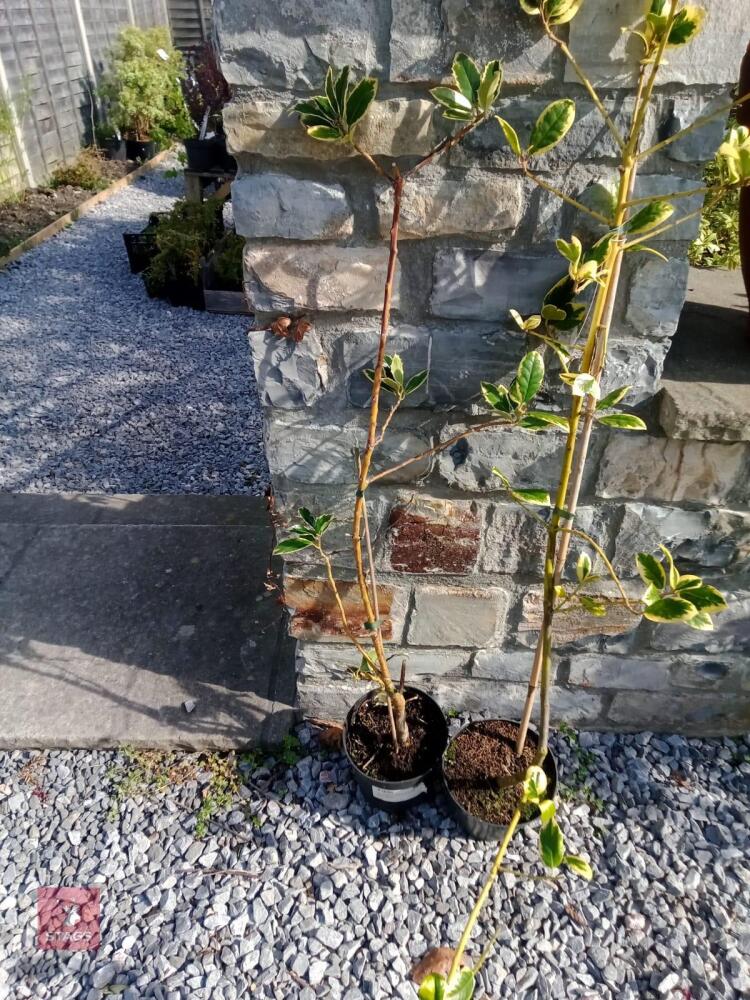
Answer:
0, 161, 268, 495
0, 727, 746, 999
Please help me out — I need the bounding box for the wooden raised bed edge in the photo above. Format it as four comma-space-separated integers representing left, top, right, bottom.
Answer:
0, 147, 175, 271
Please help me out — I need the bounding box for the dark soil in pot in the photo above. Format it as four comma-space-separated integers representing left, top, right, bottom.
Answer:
343, 687, 448, 811
443, 720, 557, 838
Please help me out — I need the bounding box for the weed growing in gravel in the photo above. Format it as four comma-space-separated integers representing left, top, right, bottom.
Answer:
107, 747, 243, 836
557, 722, 604, 815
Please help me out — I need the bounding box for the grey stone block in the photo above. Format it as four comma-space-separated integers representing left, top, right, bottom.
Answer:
267, 415, 433, 485
646, 588, 750, 655
336, 325, 430, 408
408, 584, 510, 647
567, 0, 746, 87
427, 679, 604, 726
604, 336, 670, 405
660, 379, 750, 444
297, 641, 470, 679
611, 502, 750, 576
667, 95, 731, 164
465, 98, 658, 166
243, 245, 400, 313
216, 0, 387, 89
224, 95, 440, 162
248, 329, 328, 409
377, 167, 524, 240
471, 647, 539, 683
607, 691, 749, 736
233, 172, 353, 241
568, 654, 671, 692
626, 256, 690, 340
436, 422, 576, 494
389, 0, 558, 84
429, 323, 521, 409
596, 436, 750, 506
431, 250, 565, 321
630, 176, 705, 242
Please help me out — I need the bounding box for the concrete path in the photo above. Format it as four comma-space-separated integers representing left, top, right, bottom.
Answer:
0, 493, 295, 749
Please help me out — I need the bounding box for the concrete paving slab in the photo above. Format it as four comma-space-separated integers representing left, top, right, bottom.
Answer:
0, 494, 295, 750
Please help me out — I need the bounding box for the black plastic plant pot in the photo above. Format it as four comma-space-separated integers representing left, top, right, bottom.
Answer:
441, 720, 558, 842
104, 137, 127, 162
126, 139, 159, 162
183, 137, 224, 172
343, 687, 448, 814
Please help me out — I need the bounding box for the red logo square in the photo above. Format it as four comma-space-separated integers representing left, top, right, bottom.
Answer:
37, 887, 101, 951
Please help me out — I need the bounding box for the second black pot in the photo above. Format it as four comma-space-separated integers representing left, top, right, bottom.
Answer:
442, 720, 558, 841
183, 136, 224, 172
343, 687, 448, 813
126, 139, 159, 162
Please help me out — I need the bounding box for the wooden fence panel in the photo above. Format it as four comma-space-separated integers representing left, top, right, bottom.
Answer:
0, 0, 169, 196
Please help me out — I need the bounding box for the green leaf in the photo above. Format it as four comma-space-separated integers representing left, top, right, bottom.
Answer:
440, 109, 475, 121
626, 199, 675, 235
636, 552, 666, 590
597, 386, 631, 410
345, 77, 378, 128
546, 0, 584, 25
540, 817, 565, 868
688, 611, 715, 631
389, 354, 404, 385
659, 544, 680, 589
597, 413, 647, 431
481, 382, 513, 413
273, 537, 315, 555
334, 65, 351, 118
324, 66, 338, 114
522, 765, 548, 802
314, 514, 333, 534
581, 181, 618, 224
556, 236, 583, 265
519, 0, 543, 14
294, 99, 334, 121
580, 595, 606, 617
570, 373, 601, 400
418, 969, 476, 1000
528, 99, 576, 156
539, 799, 556, 825
430, 87, 473, 113
541, 303, 568, 323
516, 352, 545, 402
405, 371, 428, 394
525, 411, 570, 431
668, 6, 705, 46
512, 488, 552, 506
306, 125, 345, 142
680, 585, 728, 615
564, 854, 594, 880
675, 575, 702, 591
577, 552, 592, 582
644, 597, 697, 624
478, 60, 503, 112
298, 507, 316, 528
452, 52, 481, 103
496, 116, 522, 156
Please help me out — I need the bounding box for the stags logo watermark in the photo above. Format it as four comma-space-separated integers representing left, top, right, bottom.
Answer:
37, 887, 100, 951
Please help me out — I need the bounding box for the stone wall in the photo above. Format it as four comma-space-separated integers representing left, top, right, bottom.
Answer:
216, 0, 750, 735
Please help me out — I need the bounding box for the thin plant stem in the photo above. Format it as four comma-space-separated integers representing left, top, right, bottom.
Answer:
447, 807, 522, 981
318, 548, 382, 669
636, 90, 750, 162
351, 139, 392, 181
523, 166, 612, 224
624, 184, 725, 207
561, 527, 641, 614
545, 28, 625, 151
406, 117, 482, 178
368, 416, 512, 485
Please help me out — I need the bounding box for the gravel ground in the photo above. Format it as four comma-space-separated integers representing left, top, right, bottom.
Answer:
1, 724, 748, 1000
0, 162, 268, 495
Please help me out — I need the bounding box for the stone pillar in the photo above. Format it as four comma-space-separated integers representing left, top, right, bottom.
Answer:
216, 0, 750, 735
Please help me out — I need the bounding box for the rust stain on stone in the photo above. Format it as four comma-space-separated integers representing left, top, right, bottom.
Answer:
286, 578, 394, 640
387, 501, 480, 574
